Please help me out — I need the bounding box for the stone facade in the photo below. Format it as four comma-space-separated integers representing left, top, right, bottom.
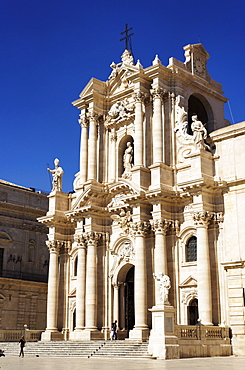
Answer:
39, 43, 244, 354
0, 180, 49, 330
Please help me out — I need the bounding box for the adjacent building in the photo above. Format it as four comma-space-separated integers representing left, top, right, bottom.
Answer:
0, 180, 49, 330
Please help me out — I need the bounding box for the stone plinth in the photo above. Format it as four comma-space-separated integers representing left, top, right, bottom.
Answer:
41, 330, 64, 341
148, 305, 179, 359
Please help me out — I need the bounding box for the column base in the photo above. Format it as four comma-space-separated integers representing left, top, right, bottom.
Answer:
128, 327, 149, 341
41, 330, 64, 341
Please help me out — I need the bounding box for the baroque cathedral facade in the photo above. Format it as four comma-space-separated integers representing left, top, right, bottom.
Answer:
39, 43, 245, 355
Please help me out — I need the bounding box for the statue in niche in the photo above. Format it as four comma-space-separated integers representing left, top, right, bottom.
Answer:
122, 142, 133, 179
47, 158, 64, 192
191, 114, 209, 150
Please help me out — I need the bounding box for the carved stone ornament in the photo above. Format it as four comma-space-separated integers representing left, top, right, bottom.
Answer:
105, 99, 135, 127
153, 273, 171, 304
108, 194, 127, 208
111, 209, 132, 233
119, 241, 135, 260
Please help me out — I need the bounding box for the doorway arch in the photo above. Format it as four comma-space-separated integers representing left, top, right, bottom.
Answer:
125, 266, 135, 334
188, 298, 199, 325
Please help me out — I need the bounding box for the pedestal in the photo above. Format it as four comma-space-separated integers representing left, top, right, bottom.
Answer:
41, 330, 64, 341
148, 305, 179, 359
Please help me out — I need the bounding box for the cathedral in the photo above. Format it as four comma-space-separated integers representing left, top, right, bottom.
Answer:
38, 42, 245, 357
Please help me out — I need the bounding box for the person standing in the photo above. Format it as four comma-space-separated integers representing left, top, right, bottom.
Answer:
18, 336, 26, 358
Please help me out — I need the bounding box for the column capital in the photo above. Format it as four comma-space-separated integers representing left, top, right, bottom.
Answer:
85, 231, 101, 245
150, 219, 171, 235
110, 131, 117, 142
46, 240, 64, 253
87, 111, 99, 123
150, 87, 167, 101
193, 211, 212, 227
133, 91, 146, 103
131, 221, 150, 236
78, 115, 89, 128
74, 235, 87, 248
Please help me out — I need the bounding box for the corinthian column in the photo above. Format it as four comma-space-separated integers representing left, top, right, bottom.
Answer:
75, 237, 87, 331
129, 222, 149, 340
85, 232, 100, 330
133, 92, 145, 166
45, 241, 62, 332
151, 219, 170, 305
110, 128, 117, 182
87, 113, 98, 181
113, 283, 120, 325
151, 88, 165, 163
194, 211, 213, 325
79, 116, 89, 183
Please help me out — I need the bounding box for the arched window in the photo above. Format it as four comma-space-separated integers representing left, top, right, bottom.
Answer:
74, 256, 78, 277
28, 240, 35, 262
186, 236, 197, 262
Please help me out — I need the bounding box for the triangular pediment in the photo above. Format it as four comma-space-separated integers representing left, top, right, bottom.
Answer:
179, 275, 197, 288
107, 66, 139, 97
72, 77, 106, 107
183, 43, 210, 60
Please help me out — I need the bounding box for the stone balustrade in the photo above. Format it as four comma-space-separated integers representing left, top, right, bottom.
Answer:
0, 330, 43, 342
176, 325, 230, 341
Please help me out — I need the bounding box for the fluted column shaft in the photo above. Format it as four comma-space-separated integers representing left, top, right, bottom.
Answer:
134, 92, 145, 166
133, 223, 148, 329
113, 284, 119, 325
46, 242, 61, 331
79, 118, 89, 183
110, 128, 117, 181
88, 114, 98, 181
151, 88, 164, 163
85, 233, 100, 329
120, 283, 126, 330
75, 242, 86, 330
194, 212, 213, 325
152, 220, 170, 305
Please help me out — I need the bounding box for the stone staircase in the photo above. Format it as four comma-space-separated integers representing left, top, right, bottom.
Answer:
0, 340, 151, 358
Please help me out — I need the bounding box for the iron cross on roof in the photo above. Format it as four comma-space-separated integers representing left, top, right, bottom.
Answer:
120, 23, 134, 51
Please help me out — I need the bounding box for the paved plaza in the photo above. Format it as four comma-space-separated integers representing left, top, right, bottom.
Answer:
0, 356, 245, 370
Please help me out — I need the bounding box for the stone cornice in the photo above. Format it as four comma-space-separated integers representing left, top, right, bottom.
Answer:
0, 218, 48, 233
210, 121, 245, 142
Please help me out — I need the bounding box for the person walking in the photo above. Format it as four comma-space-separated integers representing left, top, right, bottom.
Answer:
18, 336, 26, 358
110, 320, 117, 340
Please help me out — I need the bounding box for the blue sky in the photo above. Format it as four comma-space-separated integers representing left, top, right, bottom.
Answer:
1, 0, 244, 193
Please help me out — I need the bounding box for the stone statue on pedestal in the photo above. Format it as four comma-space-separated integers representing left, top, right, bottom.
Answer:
122, 142, 133, 179
47, 158, 64, 192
